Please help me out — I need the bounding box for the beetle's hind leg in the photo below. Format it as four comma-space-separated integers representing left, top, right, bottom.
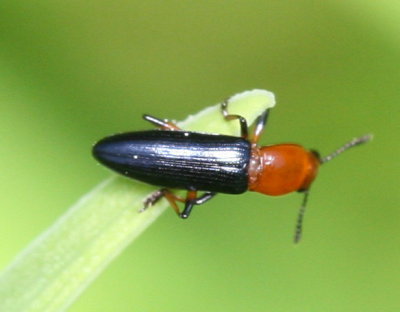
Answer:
143, 114, 181, 131
140, 189, 164, 212
221, 99, 249, 139
140, 188, 185, 216
140, 189, 216, 219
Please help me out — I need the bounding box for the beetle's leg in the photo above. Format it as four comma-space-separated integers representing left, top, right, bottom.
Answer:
251, 109, 270, 145
143, 114, 181, 131
180, 191, 216, 219
140, 188, 184, 216
221, 99, 249, 139
140, 188, 164, 212
163, 190, 185, 216
141, 189, 216, 218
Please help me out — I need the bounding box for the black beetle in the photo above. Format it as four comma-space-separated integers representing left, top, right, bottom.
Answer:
93, 94, 371, 242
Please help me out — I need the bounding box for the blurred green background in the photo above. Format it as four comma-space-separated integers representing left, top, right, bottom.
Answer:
1, 1, 399, 311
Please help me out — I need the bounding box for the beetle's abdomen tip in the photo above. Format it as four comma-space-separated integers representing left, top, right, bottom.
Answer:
92, 139, 106, 163
91, 134, 143, 177
91, 137, 123, 167
92, 139, 105, 158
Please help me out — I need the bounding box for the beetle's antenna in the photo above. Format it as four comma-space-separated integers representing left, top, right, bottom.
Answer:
320, 134, 373, 164
293, 134, 373, 243
294, 190, 309, 243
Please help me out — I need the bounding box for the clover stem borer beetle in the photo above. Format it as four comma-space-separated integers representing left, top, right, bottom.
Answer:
93, 93, 372, 242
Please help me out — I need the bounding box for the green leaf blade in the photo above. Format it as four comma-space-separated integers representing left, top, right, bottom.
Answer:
0, 89, 275, 312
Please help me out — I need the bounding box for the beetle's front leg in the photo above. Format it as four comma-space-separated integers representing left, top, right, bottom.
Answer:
143, 114, 181, 131
180, 191, 216, 219
251, 109, 270, 145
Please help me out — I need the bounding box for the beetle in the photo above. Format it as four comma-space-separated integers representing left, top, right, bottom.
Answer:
93, 96, 371, 242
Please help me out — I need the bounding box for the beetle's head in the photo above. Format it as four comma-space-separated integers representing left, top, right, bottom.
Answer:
248, 134, 372, 243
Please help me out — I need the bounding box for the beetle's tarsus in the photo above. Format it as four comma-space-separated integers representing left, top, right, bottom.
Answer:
181, 200, 195, 219
139, 188, 166, 213
180, 213, 189, 219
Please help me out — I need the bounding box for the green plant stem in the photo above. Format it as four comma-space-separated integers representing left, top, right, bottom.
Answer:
0, 89, 275, 312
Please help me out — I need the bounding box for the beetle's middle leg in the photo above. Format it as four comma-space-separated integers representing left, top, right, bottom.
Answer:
143, 114, 181, 131
180, 191, 216, 219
